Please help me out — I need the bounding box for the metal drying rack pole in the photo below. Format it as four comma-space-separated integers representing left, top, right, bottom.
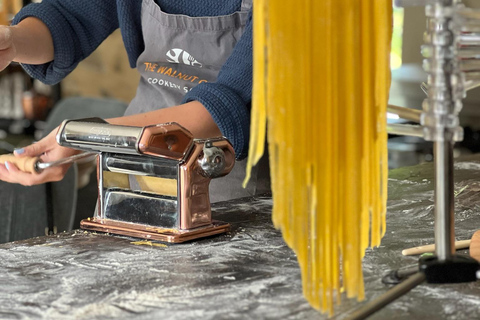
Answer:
348, 0, 480, 318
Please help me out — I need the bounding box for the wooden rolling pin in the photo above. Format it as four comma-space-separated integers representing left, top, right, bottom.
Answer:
0, 152, 96, 174
470, 230, 480, 262
402, 239, 471, 256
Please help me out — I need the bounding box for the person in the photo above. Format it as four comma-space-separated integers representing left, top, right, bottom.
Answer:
0, 0, 270, 205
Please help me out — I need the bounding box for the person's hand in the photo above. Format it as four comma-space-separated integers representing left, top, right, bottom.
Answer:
0, 26, 15, 71
0, 128, 79, 186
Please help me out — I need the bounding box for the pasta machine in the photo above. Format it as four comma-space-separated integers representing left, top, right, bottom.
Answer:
351, 0, 480, 318
56, 118, 235, 243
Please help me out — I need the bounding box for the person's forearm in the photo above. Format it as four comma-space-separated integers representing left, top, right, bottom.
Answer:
107, 101, 223, 139
10, 17, 54, 64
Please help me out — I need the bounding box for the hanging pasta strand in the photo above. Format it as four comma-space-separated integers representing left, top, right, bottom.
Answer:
245, 0, 392, 315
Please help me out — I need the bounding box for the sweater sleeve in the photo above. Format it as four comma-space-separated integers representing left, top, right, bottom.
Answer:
11, 0, 120, 85
183, 10, 253, 160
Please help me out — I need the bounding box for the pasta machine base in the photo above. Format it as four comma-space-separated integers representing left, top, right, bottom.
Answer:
80, 218, 230, 243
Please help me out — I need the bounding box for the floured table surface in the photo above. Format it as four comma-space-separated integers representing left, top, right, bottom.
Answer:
2, 156, 480, 319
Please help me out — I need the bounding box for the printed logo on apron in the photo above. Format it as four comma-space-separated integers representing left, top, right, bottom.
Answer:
126, 0, 252, 116
166, 48, 202, 67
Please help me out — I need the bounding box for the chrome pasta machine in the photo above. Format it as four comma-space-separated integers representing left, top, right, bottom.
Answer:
56, 118, 235, 243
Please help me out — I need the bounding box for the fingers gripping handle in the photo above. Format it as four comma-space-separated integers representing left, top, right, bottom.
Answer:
0, 154, 39, 174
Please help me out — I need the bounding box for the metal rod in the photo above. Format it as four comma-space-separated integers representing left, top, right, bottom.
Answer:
457, 33, 480, 46
422, 80, 480, 95
387, 104, 422, 123
466, 80, 480, 91
434, 138, 456, 260
387, 123, 424, 137
456, 8, 480, 21
394, 0, 434, 7
423, 0, 458, 263
36, 152, 97, 170
421, 82, 428, 95
346, 272, 426, 320
396, 265, 420, 279
97, 153, 105, 220
456, 49, 480, 59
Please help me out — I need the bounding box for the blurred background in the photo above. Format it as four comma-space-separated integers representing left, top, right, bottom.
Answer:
388, 0, 480, 168
0, 0, 139, 156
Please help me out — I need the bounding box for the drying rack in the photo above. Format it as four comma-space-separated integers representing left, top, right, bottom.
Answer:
349, 0, 480, 318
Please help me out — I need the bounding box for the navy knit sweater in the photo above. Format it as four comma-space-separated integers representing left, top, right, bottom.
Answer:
12, 0, 252, 159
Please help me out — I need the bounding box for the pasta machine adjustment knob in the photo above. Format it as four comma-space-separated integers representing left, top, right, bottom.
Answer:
198, 142, 226, 178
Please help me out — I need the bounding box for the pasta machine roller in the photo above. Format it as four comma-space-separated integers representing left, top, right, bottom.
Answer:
56, 118, 235, 243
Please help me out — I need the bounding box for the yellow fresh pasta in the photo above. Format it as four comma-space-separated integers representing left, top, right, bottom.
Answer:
246, 0, 392, 314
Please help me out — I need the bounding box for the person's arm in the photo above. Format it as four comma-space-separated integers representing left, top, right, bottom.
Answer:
10, 17, 54, 64
182, 10, 253, 160
11, 0, 120, 84
0, 17, 54, 70
108, 101, 222, 139
0, 100, 220, 186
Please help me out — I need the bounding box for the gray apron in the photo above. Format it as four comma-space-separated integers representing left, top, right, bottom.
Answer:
126, 0, 270, 203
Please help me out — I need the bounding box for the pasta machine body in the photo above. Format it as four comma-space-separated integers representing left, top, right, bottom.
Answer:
56, 118, 235, 243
